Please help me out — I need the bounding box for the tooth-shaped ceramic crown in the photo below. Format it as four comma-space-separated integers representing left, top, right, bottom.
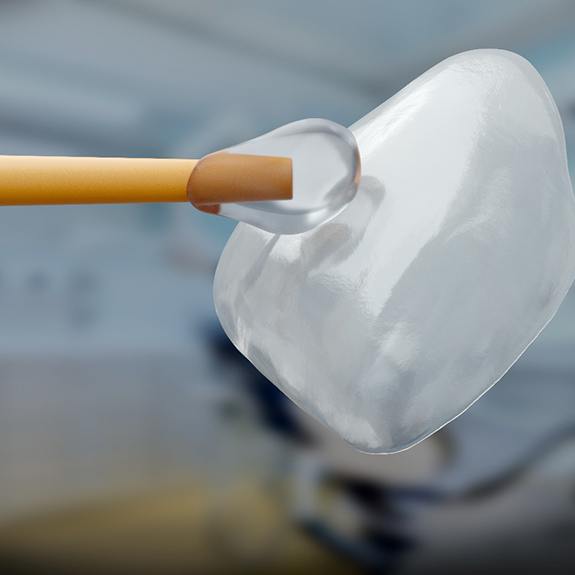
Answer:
214, 50, 575, 453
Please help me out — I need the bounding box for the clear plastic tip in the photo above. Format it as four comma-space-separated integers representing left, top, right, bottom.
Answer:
215, 119, 361, 234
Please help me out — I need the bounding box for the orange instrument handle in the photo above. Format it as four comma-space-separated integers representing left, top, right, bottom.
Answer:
0, 154, 292, 206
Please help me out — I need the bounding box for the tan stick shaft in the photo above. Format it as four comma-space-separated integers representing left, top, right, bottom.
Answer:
0, 156, 198, 205
187, 153, 292, 205
0, 154, 293, 206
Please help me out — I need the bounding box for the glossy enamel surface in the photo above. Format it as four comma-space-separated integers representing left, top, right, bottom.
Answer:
214, 50, 575, 453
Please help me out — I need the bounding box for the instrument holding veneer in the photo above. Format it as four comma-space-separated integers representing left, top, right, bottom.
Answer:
0, 119, 361, 234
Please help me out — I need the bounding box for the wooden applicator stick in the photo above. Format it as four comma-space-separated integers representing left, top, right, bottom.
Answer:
0, 153, 293, 206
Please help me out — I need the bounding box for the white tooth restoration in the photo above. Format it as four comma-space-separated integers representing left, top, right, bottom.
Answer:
213, 50, 575, 453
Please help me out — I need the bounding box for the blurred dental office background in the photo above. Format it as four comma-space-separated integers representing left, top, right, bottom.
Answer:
0, 1, 574, 573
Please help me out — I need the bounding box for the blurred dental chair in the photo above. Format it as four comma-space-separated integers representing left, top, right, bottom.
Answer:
207, 326, 575, 573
